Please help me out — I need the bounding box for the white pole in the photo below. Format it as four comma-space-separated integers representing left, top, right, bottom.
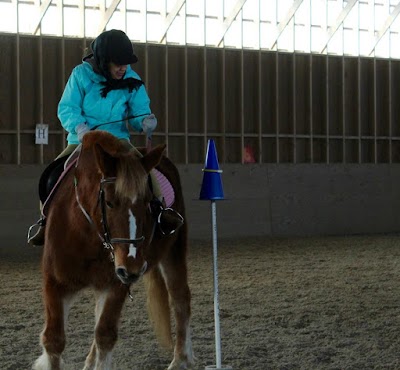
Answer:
211, 200, 222, 368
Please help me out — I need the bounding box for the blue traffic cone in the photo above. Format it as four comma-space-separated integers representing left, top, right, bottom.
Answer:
199, 139, 225, 200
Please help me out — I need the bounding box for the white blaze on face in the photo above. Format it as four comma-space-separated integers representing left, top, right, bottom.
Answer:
128, 209, 137, 258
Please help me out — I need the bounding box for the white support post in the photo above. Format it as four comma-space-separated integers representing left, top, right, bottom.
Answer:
211, 200, 222, 368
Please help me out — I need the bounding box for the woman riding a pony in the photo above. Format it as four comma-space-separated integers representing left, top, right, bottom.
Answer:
29, 29, 181, 246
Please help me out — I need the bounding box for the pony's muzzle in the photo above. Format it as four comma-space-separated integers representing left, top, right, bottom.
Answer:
115, 262, 147, 285
116, 267, 139, 284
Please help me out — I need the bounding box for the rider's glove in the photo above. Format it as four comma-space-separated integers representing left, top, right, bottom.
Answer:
142, 114, 157, 135
76, 123, 90, 142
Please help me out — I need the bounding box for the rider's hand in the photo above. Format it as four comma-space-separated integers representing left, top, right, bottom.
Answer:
142, 114, 157, 135
76, 123, 90, 142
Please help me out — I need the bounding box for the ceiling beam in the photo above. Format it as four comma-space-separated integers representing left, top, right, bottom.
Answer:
216, 0, 248, 47
159, 0, 186, 43
32, 0, 53, 35
368, 2, 400, 56
97, 0, 121, 34
270, 0, 304, 49
320, 0, 358, 53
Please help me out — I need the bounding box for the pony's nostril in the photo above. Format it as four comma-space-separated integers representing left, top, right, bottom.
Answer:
116, 267, 140, 284
116, 267, 128, 279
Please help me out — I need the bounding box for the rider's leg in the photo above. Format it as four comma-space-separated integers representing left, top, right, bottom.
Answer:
54, 144, 79, 160
28, 145, 79, 246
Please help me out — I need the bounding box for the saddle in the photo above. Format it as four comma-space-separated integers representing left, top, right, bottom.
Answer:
39, 155, 70, 204
39, 151, 79, 218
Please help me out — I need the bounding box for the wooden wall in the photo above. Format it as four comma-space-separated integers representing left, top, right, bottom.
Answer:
1, 33, 400, 165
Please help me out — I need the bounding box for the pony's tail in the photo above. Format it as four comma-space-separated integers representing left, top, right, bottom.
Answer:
143, 267, 173, 350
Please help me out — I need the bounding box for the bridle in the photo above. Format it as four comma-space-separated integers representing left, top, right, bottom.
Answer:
74, 173, 146, 262
73, 147, 183, 262
74, 171, 153, 300
99, 177, 146, 255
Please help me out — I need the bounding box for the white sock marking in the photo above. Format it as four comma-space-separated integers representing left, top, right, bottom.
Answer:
184, 323, 194, 362
94, 291, 114, 368
63, 294, 76, 329
95, 291, 108, 324
33, 353, 51, 370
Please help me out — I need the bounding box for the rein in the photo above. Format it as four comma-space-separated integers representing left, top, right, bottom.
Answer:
91, 113, 149, 131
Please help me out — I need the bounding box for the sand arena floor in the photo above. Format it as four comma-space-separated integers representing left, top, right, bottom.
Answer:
1, 235, 400, 369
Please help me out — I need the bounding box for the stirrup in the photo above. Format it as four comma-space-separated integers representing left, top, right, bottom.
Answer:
27, 217, 46, 244
150, 198, 184, 235
157, 207, 184, 236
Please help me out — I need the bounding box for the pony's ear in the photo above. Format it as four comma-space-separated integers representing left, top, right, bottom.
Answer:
83, 132, 124, 176
93, 142, 117, 176
141, 144, 166, 173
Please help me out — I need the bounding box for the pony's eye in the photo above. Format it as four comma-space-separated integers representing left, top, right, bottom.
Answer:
106, 201, 114, 209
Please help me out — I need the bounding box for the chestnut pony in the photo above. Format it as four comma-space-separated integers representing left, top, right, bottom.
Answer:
33, 131, 194, 370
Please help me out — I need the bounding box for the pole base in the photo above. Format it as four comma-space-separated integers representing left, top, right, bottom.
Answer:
205, 366, 233, 370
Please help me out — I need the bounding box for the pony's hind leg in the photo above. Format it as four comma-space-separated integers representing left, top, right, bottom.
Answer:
83, 287, 126, 370
33, 279, 76, 370
82, 341, 96, 370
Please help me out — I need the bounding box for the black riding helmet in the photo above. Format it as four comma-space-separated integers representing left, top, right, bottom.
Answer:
89, 29, 138, 79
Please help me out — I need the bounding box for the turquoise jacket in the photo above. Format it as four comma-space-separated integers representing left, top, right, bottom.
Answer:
58, 61, 151, 144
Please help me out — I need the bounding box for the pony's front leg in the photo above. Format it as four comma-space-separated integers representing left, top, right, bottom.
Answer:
161, 259, 194, 370
83, 287, 127, 370
33, 278, 75, 370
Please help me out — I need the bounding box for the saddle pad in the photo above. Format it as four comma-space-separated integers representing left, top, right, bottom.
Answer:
154, 169, 175, 208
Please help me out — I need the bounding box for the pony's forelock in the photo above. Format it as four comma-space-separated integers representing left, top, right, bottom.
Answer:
115, 152, 148, 202
83, 132, 148, 202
